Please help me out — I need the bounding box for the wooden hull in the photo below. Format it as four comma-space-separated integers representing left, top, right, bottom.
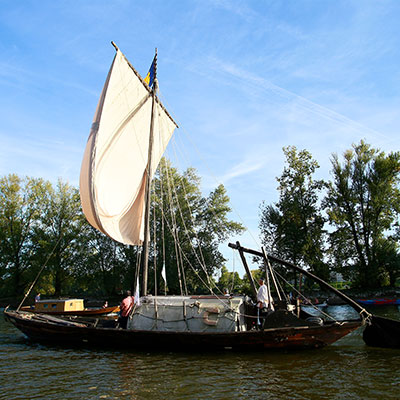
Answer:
20, 305, 119, 316
363, 314, 400, 348
4, 310, 362, 351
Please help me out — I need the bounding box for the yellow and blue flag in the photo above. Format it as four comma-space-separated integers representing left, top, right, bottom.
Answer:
144, 54, 156, 88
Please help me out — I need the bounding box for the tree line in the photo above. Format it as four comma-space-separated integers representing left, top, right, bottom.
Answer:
259, 140, 400, 289
1, 141, 399, 300
0, 161, 244, 299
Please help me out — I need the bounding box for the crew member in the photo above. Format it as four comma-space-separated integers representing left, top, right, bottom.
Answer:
257, 279, 274, 311
118, 290, 134, 329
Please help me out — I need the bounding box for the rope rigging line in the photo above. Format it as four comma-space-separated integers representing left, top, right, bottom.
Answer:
152, 188, 159, 320
154, 90, 252, 300
17, 234, 63, 311
170, 140, 208, 270
162, 152, 211, 288
271, 267, 341, 323
160, 157, 211, 291
164, 116, 261, 249
161, 157, 185, 296
154, 196, 226, 300
159, 166, 167, 295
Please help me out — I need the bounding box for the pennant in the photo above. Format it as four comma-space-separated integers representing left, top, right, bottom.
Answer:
161, 263, 167, 285
134, 277, 141, 306
144, 54, 156, 88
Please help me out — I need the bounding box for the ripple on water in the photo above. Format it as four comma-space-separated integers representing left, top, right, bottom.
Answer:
1, 307, 400, 400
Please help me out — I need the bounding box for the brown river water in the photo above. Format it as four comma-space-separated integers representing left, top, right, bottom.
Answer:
1, 305, 399, 400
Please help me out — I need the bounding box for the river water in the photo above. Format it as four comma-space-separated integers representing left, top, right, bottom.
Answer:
1, 305, 399, 400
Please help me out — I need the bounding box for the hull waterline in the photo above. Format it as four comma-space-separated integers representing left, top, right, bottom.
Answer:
4, 309, 362, 351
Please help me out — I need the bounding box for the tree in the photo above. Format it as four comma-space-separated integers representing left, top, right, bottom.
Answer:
259, 146, 328, 281
217, 265, 243, 294
75, 226, 127, 296
147, 159, 245, 295
324, 140, 400, 288
36, 179, 86, 296
0, 174, 49, 296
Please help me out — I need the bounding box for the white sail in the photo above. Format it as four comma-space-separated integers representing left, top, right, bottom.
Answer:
80, 49, 177, 245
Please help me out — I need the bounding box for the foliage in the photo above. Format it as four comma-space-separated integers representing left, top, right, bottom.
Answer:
216, 265, 243, 294
324, 140, 400, 288
33, 179, 86, 296
0, 163, 244, 298
0, 174, 49, 295
148, 159, 245, 295
259, 146, 329, 281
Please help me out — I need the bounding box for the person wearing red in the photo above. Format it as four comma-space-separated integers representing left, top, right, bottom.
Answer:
118, 290, 134, 329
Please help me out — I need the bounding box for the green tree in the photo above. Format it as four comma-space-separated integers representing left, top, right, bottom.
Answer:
75, 226, 127, 296
324, 140, 400, 288
148, 159, 244, 295
36, 179, 86, 296
0, 174, 49, 296
217, 265, 243, 294
259, 146, 328, 280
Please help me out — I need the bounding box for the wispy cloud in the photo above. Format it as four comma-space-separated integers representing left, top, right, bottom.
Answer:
206, 58, 391, 143
218, 157, 266, 185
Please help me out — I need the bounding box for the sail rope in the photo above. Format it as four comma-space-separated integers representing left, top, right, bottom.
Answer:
147, 91, 254, 300
271, 268, 341, 323
160, 156, 224, 295
170, 139, 208, 270
161, 156, 211, 288
160, 167, 167, 295
159, 87, 262, 258
161, 158, 185, 295
152, 192, 159, 324
160, 90, 261, 251
17, 234, 63, 311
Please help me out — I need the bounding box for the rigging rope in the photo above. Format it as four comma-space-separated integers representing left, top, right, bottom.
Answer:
161, 157, 185, 296
272, 268, 340, 323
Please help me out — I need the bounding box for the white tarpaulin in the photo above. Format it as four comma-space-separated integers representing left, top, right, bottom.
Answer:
128, 296, 247, 332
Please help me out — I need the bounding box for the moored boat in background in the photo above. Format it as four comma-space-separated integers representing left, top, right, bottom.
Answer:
356, 299, 400, 306
20, 298, 119, 316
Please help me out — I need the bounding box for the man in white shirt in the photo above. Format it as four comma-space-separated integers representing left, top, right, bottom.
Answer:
256, 278, 274, 329
257, 279, 274, 311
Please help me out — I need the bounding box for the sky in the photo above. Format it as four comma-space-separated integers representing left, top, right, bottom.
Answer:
1, 0, 400, 278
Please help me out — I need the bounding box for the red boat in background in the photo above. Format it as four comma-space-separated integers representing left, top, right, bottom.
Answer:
356, 299, 400, 306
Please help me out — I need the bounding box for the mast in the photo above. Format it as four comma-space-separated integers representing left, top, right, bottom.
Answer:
141, 49, 158, 296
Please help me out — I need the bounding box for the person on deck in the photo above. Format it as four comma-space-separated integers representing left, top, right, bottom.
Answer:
35, 293, 41, 302
118, 291, 134, 329
257, 279, 274, 311
256, 279, 274, 329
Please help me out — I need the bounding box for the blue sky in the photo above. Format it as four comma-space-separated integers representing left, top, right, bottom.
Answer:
1, 0, 400, 277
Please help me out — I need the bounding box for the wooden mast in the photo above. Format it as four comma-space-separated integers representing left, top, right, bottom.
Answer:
236, 241, 257, 297
141, 49, 158, 296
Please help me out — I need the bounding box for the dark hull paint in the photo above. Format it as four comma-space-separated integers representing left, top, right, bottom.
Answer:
363, 314, 400, 348
4, 310, 362, 351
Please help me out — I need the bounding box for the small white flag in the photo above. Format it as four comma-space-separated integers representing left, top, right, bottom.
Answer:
161, 263, 167, 284
134, 277, 141, 306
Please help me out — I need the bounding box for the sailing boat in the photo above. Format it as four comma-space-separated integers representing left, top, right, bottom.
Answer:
5, 43, 370, 350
